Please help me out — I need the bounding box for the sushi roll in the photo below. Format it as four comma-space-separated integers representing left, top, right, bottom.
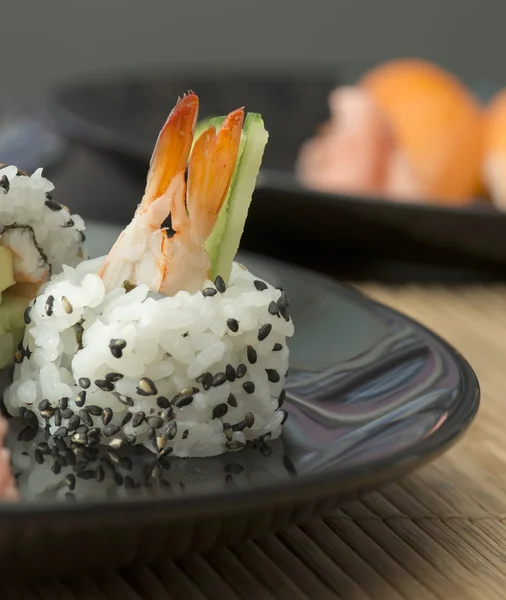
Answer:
0, 165, 86, 369
0, 414, 17, 500
5, 93, 293, 458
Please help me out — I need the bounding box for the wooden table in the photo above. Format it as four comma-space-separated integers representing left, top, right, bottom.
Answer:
6, 283, 506, 599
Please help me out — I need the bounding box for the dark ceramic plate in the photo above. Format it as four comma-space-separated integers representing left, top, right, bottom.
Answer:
47, 68, 506, 282
1, 222, 479, 580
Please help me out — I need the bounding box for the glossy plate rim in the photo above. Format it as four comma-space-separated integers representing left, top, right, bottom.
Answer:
1, 254, 480, 520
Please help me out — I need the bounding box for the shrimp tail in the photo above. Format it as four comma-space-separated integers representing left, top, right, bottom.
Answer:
143, 92, 199, 208
187, 108, 244, 245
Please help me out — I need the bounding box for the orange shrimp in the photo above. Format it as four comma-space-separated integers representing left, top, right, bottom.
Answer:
99, 93, 244, 295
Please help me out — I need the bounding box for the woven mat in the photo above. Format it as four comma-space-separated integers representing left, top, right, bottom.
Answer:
6, 283, 506, 600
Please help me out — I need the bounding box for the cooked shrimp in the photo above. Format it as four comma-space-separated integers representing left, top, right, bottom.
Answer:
99, 93, 244, 295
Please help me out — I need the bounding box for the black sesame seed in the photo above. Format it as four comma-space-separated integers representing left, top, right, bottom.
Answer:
62, 408, 74, 419
38, 399, 50, 412
273, 343, 283, 352
62, 218, 75, 228
182, 429, 189, 440
37, 442, 50, 454
227, 393, 238, 407
277, 291, 290, 311
243, 381, 255, 394
78, 377, 90, 389
123, 434, 136, 445
75, 425, 89, 434
173, 394, 193, 408
156, 396, 170, 409
53, 408, 62, 427
253, 280, 268, 291
79, 231, 86, 243
202, 372, 213, 391
87, 405, 102, 417
50, 446, 59, 457
225, 463, 244, 475
34, 449, 44, 465
54, 426, 68, 438
105, 372, 123, 383
108, 338, 126, 359
162, 407, 175, 422
223, 423, 233, 441
45, 295, 55, 317
232, 420, 247, 432
247, 345, 257, 364
258, 323, 272, 341
120, 412, 132, 427
212, 372, 227, 387
266, 369, 280, 383
225, 440, 245, 452
103, 424, 121, 437
45, 199, 62, 211
147, 427, 156, 440
95, 465, 105, 483
61, 296, 73, 314
75, 391, 87, 407
102, 408, 113, 426
45, 192, 52, 200
214, 275, 226, 293
156, 433, 168, 451
132, 411, 145, 428
115, 393, 134, 407
137, 377, 157, 396
109, 438, 124, 449
212, 403, 228, 419
146, 416, 163, 429
77, 470, 95, 480
0, 175, 10, 193
236, 364, 247, 378
61, 397, 70, 409
281, 410, 288, 424
23, 306, 32, 325
52, 461, 61, 475
202, 287, 217, 297
95, 379, 115, 392
245, 412, 255, 428
278, 389, 286, 408
107, 450, 121, 464
226, 318, 239, 333
225, 364, 236, 383
79, 409, 93, 427
68, 414, 80, 431
71, 432, 87, 445
165, 421, 177, 440
66, 474, 76, 490
268, 301, 279, 316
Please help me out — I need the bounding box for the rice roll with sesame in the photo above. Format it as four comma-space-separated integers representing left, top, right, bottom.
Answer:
0, 165, 86, 369
4, 93, 293, 458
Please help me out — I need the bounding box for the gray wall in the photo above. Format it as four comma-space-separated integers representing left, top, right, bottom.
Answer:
2, 0, 505, 102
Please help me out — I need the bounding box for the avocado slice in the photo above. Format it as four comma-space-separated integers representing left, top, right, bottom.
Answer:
205, 113, 268, 282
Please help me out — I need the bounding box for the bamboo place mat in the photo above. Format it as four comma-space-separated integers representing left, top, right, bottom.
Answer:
6, 283, 506, 600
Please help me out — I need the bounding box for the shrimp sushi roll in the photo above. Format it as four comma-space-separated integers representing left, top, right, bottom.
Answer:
5, 93, 293, 458
0, 165, 86, 369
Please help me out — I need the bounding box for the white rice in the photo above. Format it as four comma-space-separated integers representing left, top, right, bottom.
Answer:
0, 165, 86, 274
5, 259, 293, 458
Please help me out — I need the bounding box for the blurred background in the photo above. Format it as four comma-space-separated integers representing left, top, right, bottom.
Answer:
3, 0, 506, 102
3, 0, 506, 281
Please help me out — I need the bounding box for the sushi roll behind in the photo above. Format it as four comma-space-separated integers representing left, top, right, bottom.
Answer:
0, 166, 86, 368
5, 93, 293, 458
